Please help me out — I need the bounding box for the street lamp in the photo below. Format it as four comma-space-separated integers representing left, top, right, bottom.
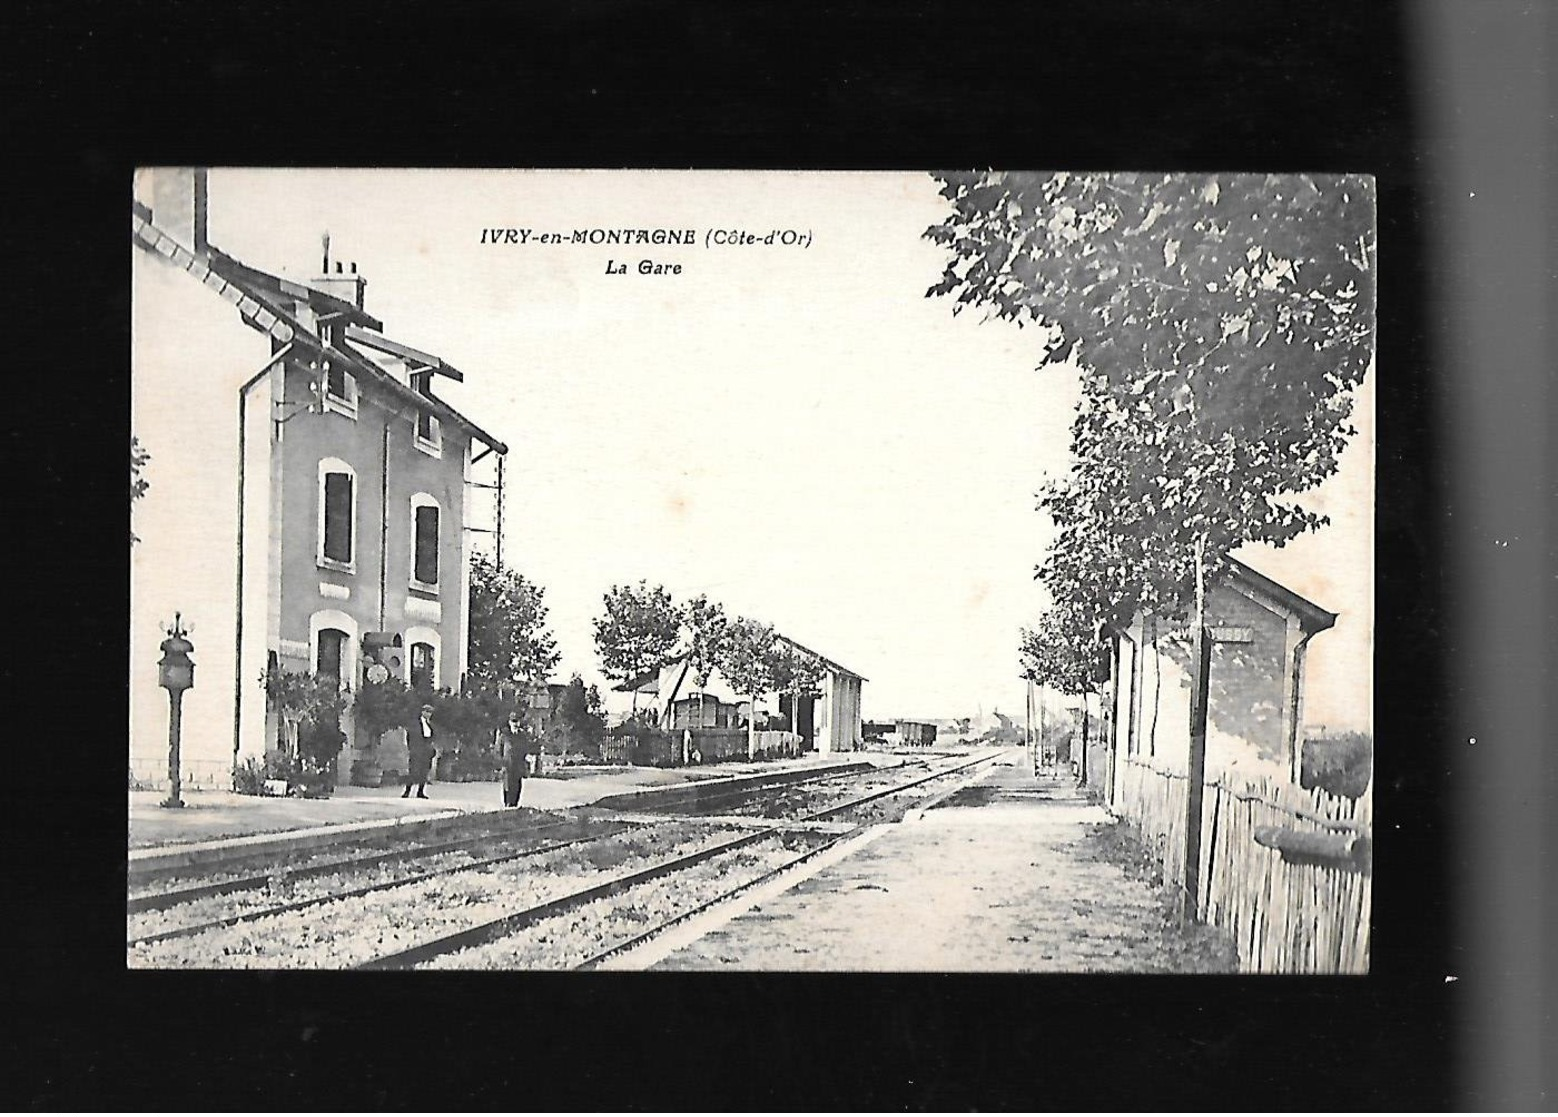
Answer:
158, 613, 195, 809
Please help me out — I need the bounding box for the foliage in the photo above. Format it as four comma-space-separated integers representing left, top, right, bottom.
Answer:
1019, 605, 1108, 698
1302, 731, 1373, 799
928, 170, 1375, 634
432, 682, 512, 748
614, 707, 664, 732
767, 639, 826, 732
716, 616, 780, 703
768, 640, 825, 698
550, 674, 608, 759
262, 666, 345, 727
131, 436, 150, 545
467, 555, 561, 686
351, 675, 421, 747
296, 716, 345, 793
232, 757, 271, 796
682, 594, 729, 692
592, 580, 682, 697
263, 751, 301, 785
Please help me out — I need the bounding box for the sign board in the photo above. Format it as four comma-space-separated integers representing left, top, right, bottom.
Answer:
1207, 625, 1254, 643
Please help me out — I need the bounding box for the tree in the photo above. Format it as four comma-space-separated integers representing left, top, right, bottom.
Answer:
927, 171, 1375, 619
550, 674, 608, 760
1019, 606, 1108, 781
131, 436, 150, 545
716, 616, 779, 759
932, 172, 1375, 906
682, 594, 729, 727
467, 555, 561, 687
592, 581, 682, 711
261, 666, 347, 792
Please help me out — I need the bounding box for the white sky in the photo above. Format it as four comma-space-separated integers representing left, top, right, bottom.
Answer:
205, 169, 1373, 731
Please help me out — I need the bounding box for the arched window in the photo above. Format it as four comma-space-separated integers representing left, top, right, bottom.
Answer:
405, 626, 440, 690
308, 609, 359, 692
318, 458, 357, 570
410, 641, 436, 689
316, 628, 348, 682
410, 493, 441, 590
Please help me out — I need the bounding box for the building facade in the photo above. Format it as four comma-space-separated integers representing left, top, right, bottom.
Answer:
130, 168, 506, 789
1098, 557, 1336, 801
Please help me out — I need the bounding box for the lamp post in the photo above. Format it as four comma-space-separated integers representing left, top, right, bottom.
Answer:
158, 613, 195, 809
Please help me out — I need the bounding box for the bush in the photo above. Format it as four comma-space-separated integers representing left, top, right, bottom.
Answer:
233, 757, 270, 796
1302, 731, 1373, 799
264, 752, 301, 785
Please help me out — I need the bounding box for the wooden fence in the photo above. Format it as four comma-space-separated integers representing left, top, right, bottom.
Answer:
1115, 756, 1371, 974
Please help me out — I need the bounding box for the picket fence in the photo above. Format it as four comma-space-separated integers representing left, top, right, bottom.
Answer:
1115, 756, 1372, 974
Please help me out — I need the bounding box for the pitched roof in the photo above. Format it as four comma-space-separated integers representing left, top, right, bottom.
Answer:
777, 635, 867, 681
1226, 557, 1338, 635
133, 210, 506, 455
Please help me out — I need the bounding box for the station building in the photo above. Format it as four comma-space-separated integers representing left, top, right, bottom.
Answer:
130, 168, 507, 789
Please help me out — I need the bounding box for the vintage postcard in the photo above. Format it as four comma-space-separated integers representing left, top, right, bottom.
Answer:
128, 169, 1374, 972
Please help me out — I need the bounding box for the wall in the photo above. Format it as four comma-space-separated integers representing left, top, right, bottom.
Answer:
130, 243, 276, 788
1115, 581, 1298, 783
820, 672, 863, 752
274, 360, 471, 777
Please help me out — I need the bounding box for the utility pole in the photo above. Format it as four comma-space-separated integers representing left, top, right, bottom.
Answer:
1184, 532, 1212, 918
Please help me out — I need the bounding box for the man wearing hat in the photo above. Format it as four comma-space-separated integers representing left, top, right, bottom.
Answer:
403, 702, 437, 799
495, 709, 534, 808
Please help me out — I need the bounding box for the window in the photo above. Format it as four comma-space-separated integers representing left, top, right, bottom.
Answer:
318, 459, 356, 570
323, 473, 354, 564
316, 628, 348, 683
410, 642, 436, 689
320, 354, 357, 419
414, 409, 441, 456
411, 495, 440, 588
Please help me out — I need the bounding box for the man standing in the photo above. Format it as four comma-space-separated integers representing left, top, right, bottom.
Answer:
404, 702, 436, 799
496, 710, 532, 808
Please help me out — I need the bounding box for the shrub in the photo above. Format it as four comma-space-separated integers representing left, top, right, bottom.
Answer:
233, 758, 269, 796
264, 752, 301, 785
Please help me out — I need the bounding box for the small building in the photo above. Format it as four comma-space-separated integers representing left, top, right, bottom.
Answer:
1102, 557, 1337, 798
613, 636, 866, 754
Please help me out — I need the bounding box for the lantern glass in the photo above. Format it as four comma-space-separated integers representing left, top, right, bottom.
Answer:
159, 660, 193, 691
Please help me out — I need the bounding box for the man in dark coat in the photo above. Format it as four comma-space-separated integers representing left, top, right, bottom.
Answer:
403, 703, 436, 799
496, 711, 533, 808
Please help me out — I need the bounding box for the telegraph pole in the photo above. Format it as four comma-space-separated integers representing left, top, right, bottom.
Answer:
1184, 532, 1212, 918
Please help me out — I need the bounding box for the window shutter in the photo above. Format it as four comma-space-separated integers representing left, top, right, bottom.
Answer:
414, 504, 439, 584
323, 473, 353, 562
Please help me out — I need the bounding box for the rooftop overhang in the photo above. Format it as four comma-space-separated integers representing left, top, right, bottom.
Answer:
1226, 557, 1338, 636
344, 324, 466, 383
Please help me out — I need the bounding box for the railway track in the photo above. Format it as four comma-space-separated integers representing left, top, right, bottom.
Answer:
127, 750, 1004, 969
127, 814, 582, 914
359, 749, 1003, 971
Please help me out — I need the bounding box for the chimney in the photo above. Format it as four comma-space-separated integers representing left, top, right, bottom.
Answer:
310, 232, 368, 310
135, 167, 209, 253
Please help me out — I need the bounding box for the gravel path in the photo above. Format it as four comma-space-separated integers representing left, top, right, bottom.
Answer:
652, 759, 1236, 972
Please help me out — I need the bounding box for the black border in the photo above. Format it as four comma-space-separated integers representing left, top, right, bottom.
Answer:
20, 0, 1545, 1109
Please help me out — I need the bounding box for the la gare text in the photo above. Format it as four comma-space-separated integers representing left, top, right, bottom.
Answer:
605, 258, 682, 276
